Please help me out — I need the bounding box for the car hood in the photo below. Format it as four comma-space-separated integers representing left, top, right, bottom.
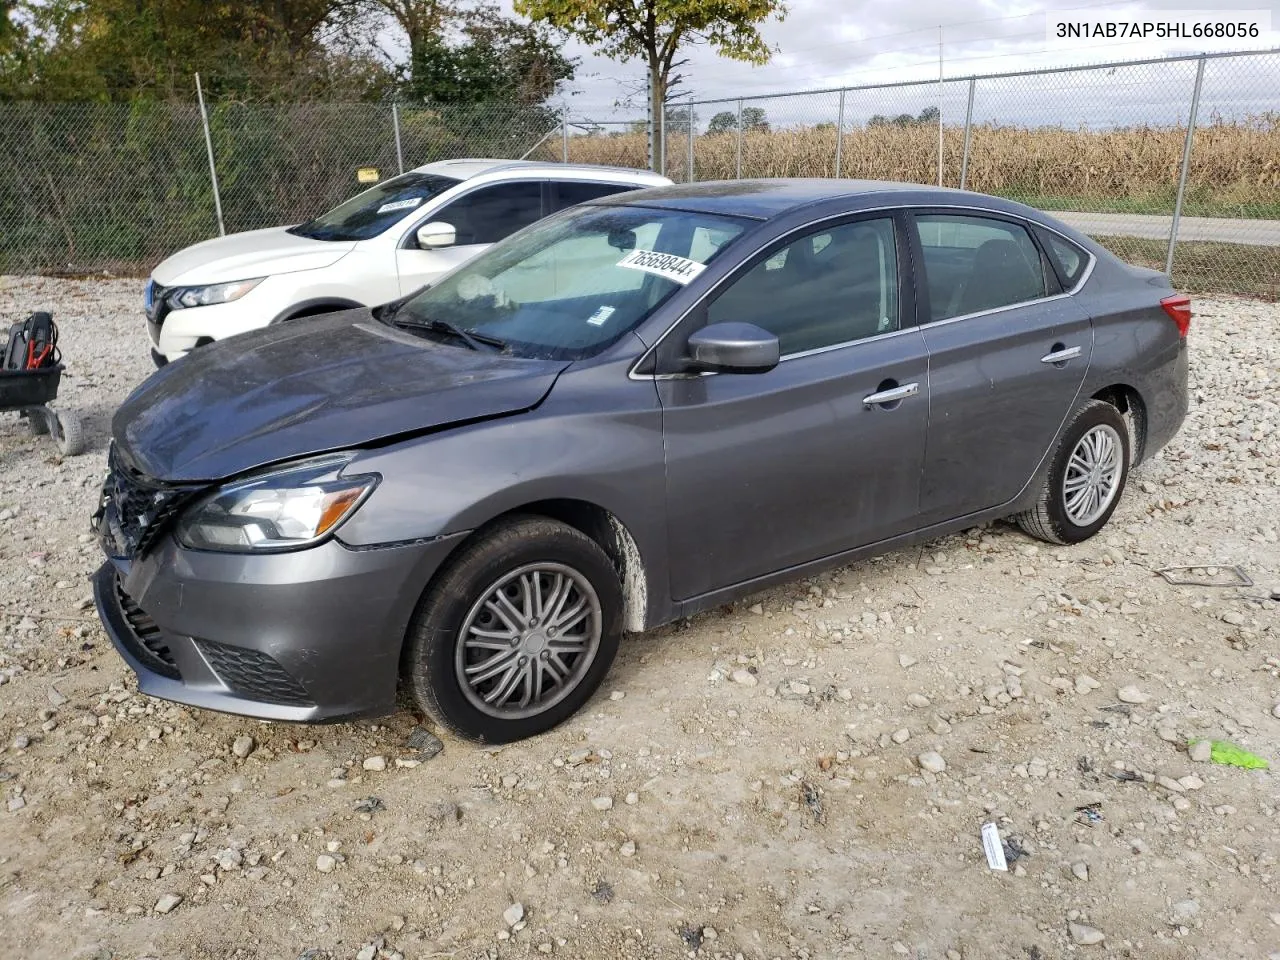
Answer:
151, 226, 355, 286
113, 310, 570, 483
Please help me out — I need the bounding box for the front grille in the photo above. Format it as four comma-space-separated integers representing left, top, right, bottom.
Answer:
145, 280, 172, 329
96, 446, 198, 559
114, 577, 182, 680
195, 639, 314, 707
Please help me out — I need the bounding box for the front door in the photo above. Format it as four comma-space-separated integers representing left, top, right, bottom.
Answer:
396, 181, 545, 295
910, 211, 1094, 522
656, 215, 931, 601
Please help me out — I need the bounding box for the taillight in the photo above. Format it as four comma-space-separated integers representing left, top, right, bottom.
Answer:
1160, 294, 1192, 338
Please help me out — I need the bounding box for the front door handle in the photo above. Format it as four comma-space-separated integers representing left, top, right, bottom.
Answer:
1040, 345, 1082, 364
863, 382, 919, 407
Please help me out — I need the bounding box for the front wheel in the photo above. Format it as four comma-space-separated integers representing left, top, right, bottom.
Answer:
402, 516, 623, 743
1014, 399, 1130, 545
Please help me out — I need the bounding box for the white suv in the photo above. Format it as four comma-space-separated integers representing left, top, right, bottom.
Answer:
144, 160, 671, 365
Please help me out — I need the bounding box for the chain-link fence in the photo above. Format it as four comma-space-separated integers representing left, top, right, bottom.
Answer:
565, 48, 1280, 299
0, 99, 563, 276
2, 50, 1278, 296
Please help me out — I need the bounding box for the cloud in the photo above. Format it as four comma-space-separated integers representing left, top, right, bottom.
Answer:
538, 0, 1280, 119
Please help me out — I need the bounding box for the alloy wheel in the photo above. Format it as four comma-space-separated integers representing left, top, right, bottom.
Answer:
455, 562, 603, 720
1062, 423, 1123, 527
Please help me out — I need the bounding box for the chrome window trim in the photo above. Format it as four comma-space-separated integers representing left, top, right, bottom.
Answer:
628, 201, 1097, 382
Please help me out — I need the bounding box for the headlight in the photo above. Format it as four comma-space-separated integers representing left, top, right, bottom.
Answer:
168, 278, 264, 310
176, 454, 377, 553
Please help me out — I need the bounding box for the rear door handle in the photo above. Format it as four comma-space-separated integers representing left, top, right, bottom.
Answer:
863, 382, 919, 406
1040, 345, 1082, 364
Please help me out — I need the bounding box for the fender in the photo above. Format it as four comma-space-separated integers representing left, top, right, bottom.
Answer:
269, 298, 365, 325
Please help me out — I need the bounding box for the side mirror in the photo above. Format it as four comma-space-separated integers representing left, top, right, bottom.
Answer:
686, 322, 780, 374
415, 221, 456, 249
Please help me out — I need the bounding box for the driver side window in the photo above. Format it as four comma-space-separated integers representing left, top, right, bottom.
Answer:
706, 217, 899, 356
427, 182, 545, 246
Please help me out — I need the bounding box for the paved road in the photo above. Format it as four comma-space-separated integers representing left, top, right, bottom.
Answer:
1049, 210, 1280, 247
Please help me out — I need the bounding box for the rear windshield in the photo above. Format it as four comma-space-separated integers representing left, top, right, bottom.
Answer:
393, 204, 751, 360
289, 173, 459, 242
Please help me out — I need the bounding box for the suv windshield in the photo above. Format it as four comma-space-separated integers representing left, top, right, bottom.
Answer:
392, 204, 750, 360
289, 172, 460, 242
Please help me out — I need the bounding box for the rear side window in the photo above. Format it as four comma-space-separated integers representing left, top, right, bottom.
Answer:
1036, 227, 1090, 289
551, 181, 636, 212
432, 182, 544, 245
913, 214, 1048, 321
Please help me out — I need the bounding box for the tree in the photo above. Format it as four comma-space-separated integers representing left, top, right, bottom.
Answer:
707, 110, 735, 134
399, 4, 575, 106
917, 105, 939, 123
706, 105, 768, 135
513, 0, 786, 170
2, 0, 391, 100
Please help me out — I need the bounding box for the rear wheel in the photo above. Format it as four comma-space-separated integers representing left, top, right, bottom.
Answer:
1014, 399, 1130, 545
402, 516, 623, 743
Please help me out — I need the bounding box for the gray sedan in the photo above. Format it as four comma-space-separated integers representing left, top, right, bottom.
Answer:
92, 180, 1190, 743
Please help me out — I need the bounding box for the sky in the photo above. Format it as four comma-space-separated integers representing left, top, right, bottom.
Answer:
507, 0, 1280, 125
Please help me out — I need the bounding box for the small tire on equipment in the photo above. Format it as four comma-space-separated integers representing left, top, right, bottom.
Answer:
50, 409, 86, 456
1014, 399, 1130, 545
401, 515, 623, 744
25, 408, 49, 436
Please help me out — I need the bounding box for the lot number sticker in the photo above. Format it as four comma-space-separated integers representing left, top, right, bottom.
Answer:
616, 249, 706, 284
377, 197, 423, 215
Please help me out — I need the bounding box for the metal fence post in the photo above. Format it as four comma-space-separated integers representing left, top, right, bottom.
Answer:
687, 102, 695, 183
834, 88, 846, 178
735, 99, 743, 179
1167, 56, 1206, 277
194, 73, 226, 236
937, 26, 944, 187
959, 77, 975, 190
562, 107, 570, 162
645, 74, 656, 172
392, 104, 405, 174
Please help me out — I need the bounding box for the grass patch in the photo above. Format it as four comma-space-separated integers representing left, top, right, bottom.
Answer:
999, 193, 1280, 220
1096, 235, 1280, 300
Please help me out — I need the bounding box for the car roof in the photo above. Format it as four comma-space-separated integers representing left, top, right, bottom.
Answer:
597, 178, 1035, 220
410, 158, 669, 185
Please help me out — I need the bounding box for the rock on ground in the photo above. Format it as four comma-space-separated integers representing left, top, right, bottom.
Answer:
0, 280, 1276, 960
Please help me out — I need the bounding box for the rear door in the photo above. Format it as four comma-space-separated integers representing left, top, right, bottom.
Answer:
395, 180, 546, 295
910, 211, 1094, 523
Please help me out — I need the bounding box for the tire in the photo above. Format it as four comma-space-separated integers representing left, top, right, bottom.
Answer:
50, 409, 86, 456
25, 409, 49, 436
402, 516, 623, 744
1014, 399, 1130, 545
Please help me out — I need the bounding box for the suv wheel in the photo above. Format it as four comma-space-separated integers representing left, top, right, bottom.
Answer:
402, 516, 623, 743
1015, 399, 1131, 545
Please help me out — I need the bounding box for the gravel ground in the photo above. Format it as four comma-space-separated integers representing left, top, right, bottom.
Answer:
1, 275, 1278, 960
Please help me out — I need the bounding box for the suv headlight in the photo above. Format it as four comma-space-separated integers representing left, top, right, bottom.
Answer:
167, 278, 264, 310
176, 454, 377, 553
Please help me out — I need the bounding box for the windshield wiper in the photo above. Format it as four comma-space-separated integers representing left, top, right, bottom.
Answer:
392, 316, 507, 353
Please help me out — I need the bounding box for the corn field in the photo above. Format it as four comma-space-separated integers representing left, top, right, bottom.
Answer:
557, 117, 1280, 218
0, 49, 1277, 296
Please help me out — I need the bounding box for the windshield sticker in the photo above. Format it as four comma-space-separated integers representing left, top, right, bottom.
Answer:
586, 305, 616, 327
616, 249, 706, 284
376, 197, 423, 215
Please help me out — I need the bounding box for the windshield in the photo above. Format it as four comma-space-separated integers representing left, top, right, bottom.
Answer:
392, 204, 751, 360
289, 172, 459, 241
